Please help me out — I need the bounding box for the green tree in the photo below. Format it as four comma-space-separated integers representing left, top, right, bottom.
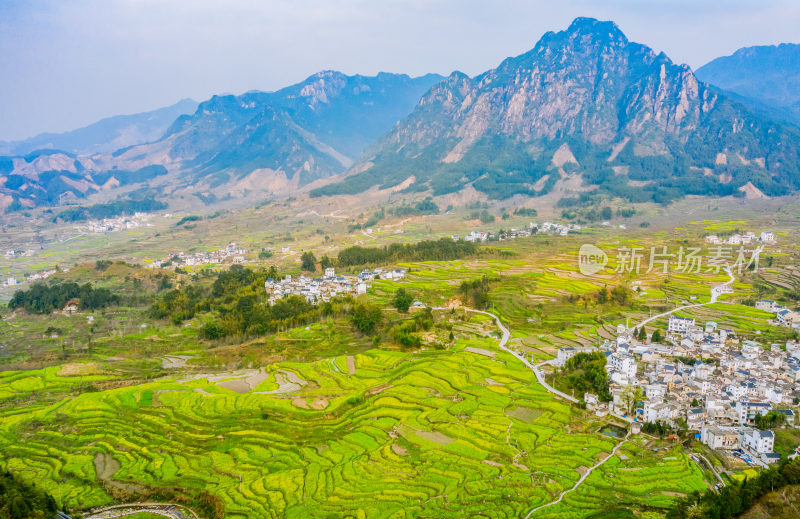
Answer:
651, 329, 663, 343
320, 255, 333, 271
203, 321, 225, 340
754, 411, 787, 429
392, 288, 414, 313
352, 300, 382, 334
301, 252, 317, 272
638, 327, 647, 342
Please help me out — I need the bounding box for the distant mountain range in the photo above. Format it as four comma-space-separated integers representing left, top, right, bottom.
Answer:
0, 72, 442, 211
312, 18, 800, 203
2, 19, 800, 214
152, 71, 444, 187
0, 99, 198, 156
696, 43, 800, 127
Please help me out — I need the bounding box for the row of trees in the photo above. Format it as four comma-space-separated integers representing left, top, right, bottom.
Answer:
640, 420, 677, 438
668, 457, 800, 519
54, 198, 167, 222
389, 197, 440, 217
336, 238, 479, 267
9, 282, 119, 314
633, 326, 663, 343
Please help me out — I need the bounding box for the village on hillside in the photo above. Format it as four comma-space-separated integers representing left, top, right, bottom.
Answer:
557, 310, 800, 467
73, 212, 155, 234
455, 221, 582, 243
265, 267, 407, 305
146, 242, 247, 269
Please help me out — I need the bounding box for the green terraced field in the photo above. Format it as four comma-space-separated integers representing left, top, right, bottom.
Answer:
0, 316, 710, 518
4, 212, 796, 518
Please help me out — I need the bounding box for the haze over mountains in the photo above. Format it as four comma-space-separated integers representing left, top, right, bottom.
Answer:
0, 72, 442, 211
0, 99, 198, 156
696, 43, 800, 127
2, 17, 800, 214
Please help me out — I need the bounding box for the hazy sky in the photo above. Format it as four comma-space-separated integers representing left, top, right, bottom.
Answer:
1, 0, 799, 141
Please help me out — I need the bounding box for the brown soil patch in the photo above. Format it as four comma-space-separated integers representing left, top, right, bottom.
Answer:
464, 346, 495, 357
310, 398, 329, 410
217, 379, 251, 394
292, 398, 310, 409
367, 383, 393, 396
58, 362, 103, 376
346, 355, 356, 375
94, 452, 120, 480
482, 460, 502, 467
244, 369, 269, 389
739, 181, 768, 199
392, 443, 408, 456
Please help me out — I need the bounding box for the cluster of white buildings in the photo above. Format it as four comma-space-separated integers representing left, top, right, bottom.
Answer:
2, 268, 61, 290
264, 267, 406, 305
356, 267, 407, 283
531, 221, 581, 236
148, 242, 247, 269
755, 299, 800, 329
5, 248, 35, 259
455, 222, 581, 243
704, 231, 775, 245
563, 314, 798, 465
701, 426, 781, 465
76, 213, 154, 234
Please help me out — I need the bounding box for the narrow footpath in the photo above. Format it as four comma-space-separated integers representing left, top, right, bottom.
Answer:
445, 306, 630, 518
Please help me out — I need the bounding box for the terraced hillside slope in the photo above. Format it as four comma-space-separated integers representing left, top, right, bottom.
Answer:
0, 313, 709, 519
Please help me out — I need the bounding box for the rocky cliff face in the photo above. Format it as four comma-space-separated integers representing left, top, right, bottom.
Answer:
313, 18, 800, 202
415, 19, 713, 147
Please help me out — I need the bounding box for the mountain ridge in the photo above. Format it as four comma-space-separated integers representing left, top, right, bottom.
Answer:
311, 18, 800, 204
0, 99, 199, 156
696, 43, 800, 126
0, 71, 444, 212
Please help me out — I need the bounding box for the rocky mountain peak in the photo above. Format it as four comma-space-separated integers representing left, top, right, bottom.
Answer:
312, 18, 800, 203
